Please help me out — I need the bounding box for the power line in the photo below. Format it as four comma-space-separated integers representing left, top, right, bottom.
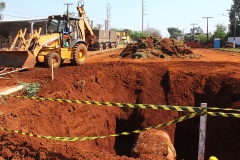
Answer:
202, 17, 213, 42
4, 10, 44, 18
64, 3, 73, 16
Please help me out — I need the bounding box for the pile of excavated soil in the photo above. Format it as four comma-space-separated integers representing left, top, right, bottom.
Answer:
120, 37, 202, 59
185, 40, 214, 48
0, 48, 240, 159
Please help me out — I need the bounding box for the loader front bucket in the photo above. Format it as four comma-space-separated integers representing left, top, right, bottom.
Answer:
0, 50, 36, 68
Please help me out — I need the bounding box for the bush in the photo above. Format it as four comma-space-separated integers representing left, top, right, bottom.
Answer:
19, 82, 40, 97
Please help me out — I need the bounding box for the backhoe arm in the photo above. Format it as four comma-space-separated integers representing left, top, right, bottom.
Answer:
77, 1, 96, 46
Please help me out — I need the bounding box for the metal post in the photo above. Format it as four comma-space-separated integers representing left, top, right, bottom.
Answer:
198, 103, 207, 160
233, 9, 236, 49
142, 0, 143, 32
31, 22, 34, 34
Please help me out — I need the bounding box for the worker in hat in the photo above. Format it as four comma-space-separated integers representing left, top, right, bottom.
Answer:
209, 156, 218, 160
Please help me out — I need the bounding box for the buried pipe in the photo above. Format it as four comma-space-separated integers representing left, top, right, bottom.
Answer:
0, 85, 23, 96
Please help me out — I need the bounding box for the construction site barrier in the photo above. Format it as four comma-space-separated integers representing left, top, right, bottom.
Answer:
207, 112, 240, 118
6, 95, 240, 113
6, 95, 205, 112
1, 95, 240, 142
0, 67, 28, 76
0, 111, 204, 141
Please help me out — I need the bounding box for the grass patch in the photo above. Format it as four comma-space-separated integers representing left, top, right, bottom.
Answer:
218, 48, 240, 52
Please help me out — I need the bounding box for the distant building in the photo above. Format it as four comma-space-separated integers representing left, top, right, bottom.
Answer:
0, 18, 48, 37
0, 18, 47, 48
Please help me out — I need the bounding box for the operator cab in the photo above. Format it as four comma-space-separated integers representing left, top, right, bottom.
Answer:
47, 15, 82, 47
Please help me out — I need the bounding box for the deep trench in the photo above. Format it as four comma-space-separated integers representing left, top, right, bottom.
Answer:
113, 70, 240, 159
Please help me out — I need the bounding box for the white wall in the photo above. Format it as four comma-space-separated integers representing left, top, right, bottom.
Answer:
228, 37, 240, 45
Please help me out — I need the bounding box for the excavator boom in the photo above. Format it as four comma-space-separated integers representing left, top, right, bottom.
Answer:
77, 0, 96, 45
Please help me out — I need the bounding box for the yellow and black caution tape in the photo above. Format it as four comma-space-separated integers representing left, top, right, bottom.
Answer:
6, 95, 240, 114
207, 107, 240, 113
207, 112, 240, 118
0, 111, 204, 142
0, 67, 28, 76
8, 95, 202, 112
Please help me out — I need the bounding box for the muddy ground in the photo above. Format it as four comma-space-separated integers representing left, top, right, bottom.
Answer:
0, 48, 240, 160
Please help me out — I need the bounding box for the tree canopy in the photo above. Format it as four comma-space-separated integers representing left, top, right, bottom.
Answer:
0, 1, 6, 20
228, 0, 240, 37
93, 24, 103, 29
145, 27, 162, 38
167, 27, 182, 39
129, 31, 149, 41
212, 23, 227, 40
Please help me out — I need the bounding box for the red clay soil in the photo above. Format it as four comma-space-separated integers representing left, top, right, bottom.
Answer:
0, 48, 240, 159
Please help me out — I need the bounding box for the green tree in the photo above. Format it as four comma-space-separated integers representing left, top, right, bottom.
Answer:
212, 23, 227, 40
184, 34, 194, 41
145, 27, 162, 38
123, 29, 132, 36
109, 28, 120, 32
129, 31, 149, 41
167, 27, 182, 39
194, 34, 207, 42
228, 0, 240, 37
0, 1, 6, 20
94, 24, 103, 29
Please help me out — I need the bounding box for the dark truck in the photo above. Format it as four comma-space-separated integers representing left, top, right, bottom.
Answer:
88, 29, 118, 50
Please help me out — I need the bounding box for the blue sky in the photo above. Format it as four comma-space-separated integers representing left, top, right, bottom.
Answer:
1, 0, 233, 37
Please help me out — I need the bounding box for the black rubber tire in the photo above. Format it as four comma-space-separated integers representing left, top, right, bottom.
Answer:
99, 44, 103, 51
44, 52, 61, 68
70, 43, 88, 65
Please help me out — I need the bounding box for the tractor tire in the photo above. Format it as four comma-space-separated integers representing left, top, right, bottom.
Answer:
44, 52, 61, 68
71, 43, 88, 65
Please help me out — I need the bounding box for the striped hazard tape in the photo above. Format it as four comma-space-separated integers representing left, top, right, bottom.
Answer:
8, 95, 202, 112
207, 107, 240, 113
207, 112, 240, 118
5, 95, 240, 113
0, 111, 204, 141
0, 67, 28, 76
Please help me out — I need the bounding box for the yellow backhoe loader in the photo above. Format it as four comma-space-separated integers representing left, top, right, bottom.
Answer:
0, 0, 96, 68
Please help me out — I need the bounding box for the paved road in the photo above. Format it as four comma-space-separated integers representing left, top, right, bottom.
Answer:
88, 46, 125, 56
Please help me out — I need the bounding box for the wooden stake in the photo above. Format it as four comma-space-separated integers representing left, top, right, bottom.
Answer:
198, 103, 207, 160
51, 59, 54, 80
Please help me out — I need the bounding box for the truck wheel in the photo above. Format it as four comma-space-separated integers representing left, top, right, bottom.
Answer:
99, 44, 103, 51
44, 52, 61, 68
71, 43, 88, 65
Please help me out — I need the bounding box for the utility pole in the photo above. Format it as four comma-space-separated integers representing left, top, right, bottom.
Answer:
142, 0, 148, 32
106, 3, 111, 30
190, 23, 198, 40
202, 17, 213, 42
182, 29, 185, 40
64, 3, 73, 16
104, 20, 107, 30
227, 8, 237, 48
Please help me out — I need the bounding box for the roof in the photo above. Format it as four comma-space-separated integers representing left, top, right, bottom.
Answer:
0, 18, 48, 23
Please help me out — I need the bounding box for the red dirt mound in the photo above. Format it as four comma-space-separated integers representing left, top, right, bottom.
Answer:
185, 40, 214, 48
120, 37, 196, 59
